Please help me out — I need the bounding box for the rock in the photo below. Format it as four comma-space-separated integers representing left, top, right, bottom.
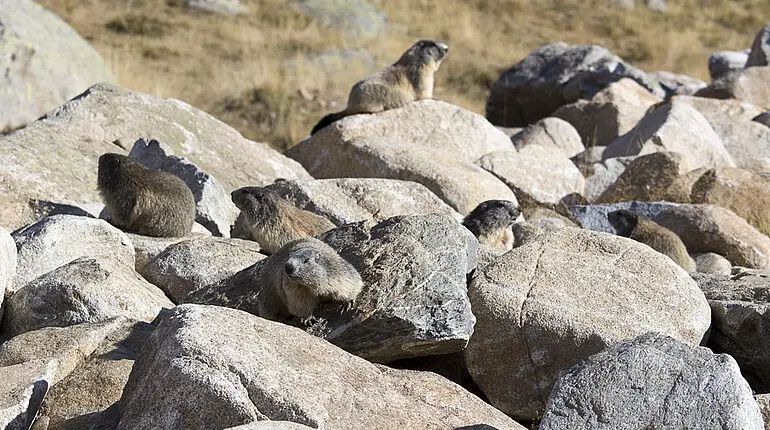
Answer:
128, 138, 240, 237
597, 152, 691, 203
694, 271, 770, 392
755, 111, 770, 127
293, 0, 387, 40
478, 147, 585, 206
3, 257, 172, 337
649, 70, 706, 96
654, 204, 770, 269
264, 178, 461, 226
0, 227, 15, 313
693, 252, 732, 275
464, 228, 710, 419
11, 215, 135, 294
509, 117, 585, 158
675, 96, 770, 172
757, 394, 770, 426
116, 304, 525, 430
690, 168, 770, 235
747, 24, 770, 67
696, 67, 770, 109
285, 100, 517, 213
184, 0, 248, 15
553, 78, 662, 148
0, 83, 311, 231
486, 42, 663, 127
226, 422, 315, 430
539, 332, 763, 429
568, 201, 681, 233
127, 233, 191, 272
0, 360, 56, 430
603, 99, 736, 169
583, 156, 636, 202
645, 0, 667, 11
0, 0, 115, 132
141, 237, 265, 303
709, 50, 750, 81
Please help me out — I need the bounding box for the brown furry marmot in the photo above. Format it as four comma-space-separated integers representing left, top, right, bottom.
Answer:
230, 186, 336, 254
97, 153, 196, 237
462, 200, 521, 252
608, 209, 695, 272
256, 237, 363, 321
310, 39, 449, 134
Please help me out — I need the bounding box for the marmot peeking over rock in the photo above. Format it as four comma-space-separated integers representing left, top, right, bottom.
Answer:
257, 237, 363, 321
97, 153, 196, 237
310, 39, 449, 135
608, 209, 695, 272
462, 200, 521, 252
231, 186, 336, 254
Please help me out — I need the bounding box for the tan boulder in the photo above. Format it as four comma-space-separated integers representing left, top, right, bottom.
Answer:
510, 117, 585, 158
692, 252, 732, 275
597, 151, 691, 203
690, 168, 770, 236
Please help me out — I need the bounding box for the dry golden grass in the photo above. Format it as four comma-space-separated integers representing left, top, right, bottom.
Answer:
37, 0, 770, 150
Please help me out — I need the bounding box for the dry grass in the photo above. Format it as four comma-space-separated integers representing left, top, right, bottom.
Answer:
37, 0, 770, 150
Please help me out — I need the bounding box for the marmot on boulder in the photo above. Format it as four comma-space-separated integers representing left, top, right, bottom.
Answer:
462, 200, 521, 252
97, 153, 196, 237
231, 186, 336, 254
311, 39, 449, 134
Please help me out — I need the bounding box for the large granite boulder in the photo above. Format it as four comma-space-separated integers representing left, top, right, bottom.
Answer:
0, 0, 115, 132
540, 333, 764, 429
597, 152, 691, 203
0, 227, 15, 315
690, 168, 770, 234
747, 23, 770, 67
0, 360, 56, 430
115, 304, 525, 430
464, 228, 710, 420
696, 67, 770, 109
509, 117, 585, 158
486, 43, 663, 127
568, 201, 681, 233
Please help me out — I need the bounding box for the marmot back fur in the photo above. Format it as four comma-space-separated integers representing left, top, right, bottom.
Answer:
462, 200, 521, 252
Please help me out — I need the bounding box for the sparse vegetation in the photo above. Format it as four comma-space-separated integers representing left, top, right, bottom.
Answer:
37, 0, 770, 149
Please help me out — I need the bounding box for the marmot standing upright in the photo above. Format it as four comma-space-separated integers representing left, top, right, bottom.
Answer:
310, 39, 449, 134
97, 153, 196, 237
462, 200, 521, 252
231, 186, 336, 254
257, 237, 363, 321
607, 209, 695, 272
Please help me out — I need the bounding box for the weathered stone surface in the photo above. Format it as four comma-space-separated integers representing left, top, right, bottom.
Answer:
583, 156, 635, 202
553, 78, 662, 148
478, 147, 585, 206
142, 237, 265, 304
3, 257, 172, 337
650, 70, 706, 97
0, 360, 56, 430
0, 0, 115, 132
693, 252, 732, 275
293, 0, 387, 40
129, 138, 240, 237
696, 67, 770, 109
539, 333, 764, 429
127, 233, 191, 273
690, 168, 770, 235
597, 152, 691, 203
185, 0, 248, 15
676, 96, 770, 172
747, 24, 770, 67
509, 117, 585, 158
0, 227, 15, 314
757, 394, 770, 427
568, 201, 681, 233
486, 42, 663, 127
465, 228, 710, 419
11, 215, 135, 294
116, 304, 524, 430
654, 204, 770, 269
603, 100, 736, 169
265, 178, 461, 226
709, 50, 750, 81
226, 422, 315, 430
0, 83, 311, 231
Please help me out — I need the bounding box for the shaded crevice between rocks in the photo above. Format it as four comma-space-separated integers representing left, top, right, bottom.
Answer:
518, 244, 549, 408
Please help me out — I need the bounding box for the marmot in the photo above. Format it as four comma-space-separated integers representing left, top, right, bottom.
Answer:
310, 39, 449, 135
462, 200, 521, 252
256, 237, 363, 321
231, 186, 336, 254
607, 209, 695, 272
97, 153, 196, 237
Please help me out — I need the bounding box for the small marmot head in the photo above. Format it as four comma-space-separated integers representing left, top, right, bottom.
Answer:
284, 246, 328, 290
231, 186, 281, 223
462, 200, 520, 237
397, 40, 449, 68
607, 209, 639, 237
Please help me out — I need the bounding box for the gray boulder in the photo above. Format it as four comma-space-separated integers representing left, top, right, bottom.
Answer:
226, 422, 315, 430
0, 227, 15, 314
486, 42, 663, 127
129, 138, 240, 237
757, 394, 770, 427
0, 0, 115, 132
583, 156, 636, 202
649, 71, 706, 96
11, 215, 135, 294
509, 117, 585, 158
568, 201, 681, 233
3, 257, 172, 337
540, 333, 763, 429
709, 50, 750, 81
597, 151, 691, 203
464, 228, 710, 419
293, 0, 387, 40
747, 24, 770, 67
0, 360, 55, 430
116, 304, 525, 430
185, 0, 248, 15
696, 66, 770, 108
127, 233, 193, 272
693, 252, 732, 275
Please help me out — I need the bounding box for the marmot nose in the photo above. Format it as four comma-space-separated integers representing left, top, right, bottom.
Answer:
285, 261, 297, 276
438, 42, 449, 52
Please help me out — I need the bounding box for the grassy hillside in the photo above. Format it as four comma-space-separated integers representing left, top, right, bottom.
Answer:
38, 0, 770, 150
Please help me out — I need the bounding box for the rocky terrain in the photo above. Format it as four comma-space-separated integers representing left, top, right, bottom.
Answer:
2, 0, 770, 429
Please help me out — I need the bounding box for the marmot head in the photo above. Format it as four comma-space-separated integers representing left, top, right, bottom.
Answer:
284, 246, 328, 290
396, 40, 449, 68
607, 209, 639, 237
231, 186, 281, 223
462, 200, 520, 237
98, 153, 140, 190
